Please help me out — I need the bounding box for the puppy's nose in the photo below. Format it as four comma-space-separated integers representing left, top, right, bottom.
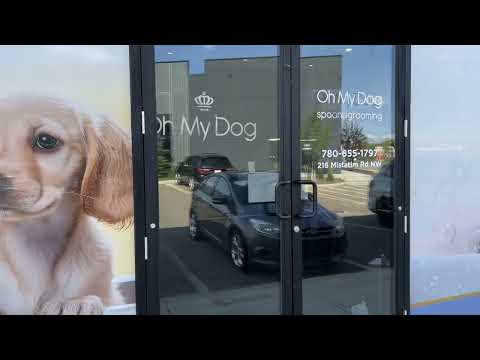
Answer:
0, 173, 11, 204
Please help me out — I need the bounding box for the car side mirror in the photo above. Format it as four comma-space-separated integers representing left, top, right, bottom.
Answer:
212, 195, 229, 204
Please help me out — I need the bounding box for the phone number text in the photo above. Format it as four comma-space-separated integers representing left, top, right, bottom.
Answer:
321, 149, 378, 158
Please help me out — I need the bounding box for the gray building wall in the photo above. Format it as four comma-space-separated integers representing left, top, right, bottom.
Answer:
301, 55, 342, 142
155, 55, 342, 172
300, 56, 343, 173
155, 61, 190, 165
189, 57, 278, 171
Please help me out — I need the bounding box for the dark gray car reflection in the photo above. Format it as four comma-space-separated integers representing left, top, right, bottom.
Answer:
189, 172, 347, 273
175, 153, 234, 191
368, 160, 394, 225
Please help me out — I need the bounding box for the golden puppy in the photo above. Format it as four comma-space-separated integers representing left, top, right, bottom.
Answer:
0, 96, 133, 315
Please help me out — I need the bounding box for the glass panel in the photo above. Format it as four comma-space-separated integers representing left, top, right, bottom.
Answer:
299, 45, 395, 315
154, 45, 281, 314
0, 46, 136, 315
410, 46, 480, 314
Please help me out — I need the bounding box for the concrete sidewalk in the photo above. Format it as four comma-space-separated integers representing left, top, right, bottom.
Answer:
104, 304, 136, 315
159, 266, 392, 315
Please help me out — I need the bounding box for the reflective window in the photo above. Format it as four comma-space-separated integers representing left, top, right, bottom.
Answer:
300, 45, 395, 315
155, 45, 281, 315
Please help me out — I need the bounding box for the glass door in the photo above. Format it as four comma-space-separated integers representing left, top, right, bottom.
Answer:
141, 45, 403, 315
148, 45, 291, 314
294, 45, 397, 314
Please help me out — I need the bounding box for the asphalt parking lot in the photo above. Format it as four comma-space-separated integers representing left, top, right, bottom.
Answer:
157, 174, 393, 314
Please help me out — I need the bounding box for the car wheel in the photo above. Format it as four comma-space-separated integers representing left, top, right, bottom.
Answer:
188, 177, 196, 191
229, 231, 248, 273
189, 212, 201, 241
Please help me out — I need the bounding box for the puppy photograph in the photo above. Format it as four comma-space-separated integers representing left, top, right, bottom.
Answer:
0, 46, 135, 315
0, 96, 133, 314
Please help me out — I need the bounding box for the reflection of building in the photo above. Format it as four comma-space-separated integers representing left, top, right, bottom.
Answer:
300, 56, 342, 176
188, 57, 278, 171
155, 56, 342, 172
155, 62, 190, 166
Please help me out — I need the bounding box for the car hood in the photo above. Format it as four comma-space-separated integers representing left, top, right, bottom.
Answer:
245, 201, 339, 229
299, 202, 338, 229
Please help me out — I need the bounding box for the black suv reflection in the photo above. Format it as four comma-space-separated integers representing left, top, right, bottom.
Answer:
175, 154, 234, 190
368, 160, 394, 225
189, 172, 347, 272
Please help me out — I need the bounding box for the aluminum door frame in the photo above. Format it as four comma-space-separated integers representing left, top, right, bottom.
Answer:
134, 44, 410, 316
288, 45, 409, 315
138, 45, 296, 315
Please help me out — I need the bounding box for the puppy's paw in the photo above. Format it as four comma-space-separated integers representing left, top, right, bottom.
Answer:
62, 296, 104, 315
37, 295, 104, 315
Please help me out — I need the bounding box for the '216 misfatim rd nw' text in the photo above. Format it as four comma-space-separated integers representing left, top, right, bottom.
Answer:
317, 161, 382, 169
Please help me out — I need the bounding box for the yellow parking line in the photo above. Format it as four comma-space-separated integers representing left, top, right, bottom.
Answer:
160, 182, 192, 196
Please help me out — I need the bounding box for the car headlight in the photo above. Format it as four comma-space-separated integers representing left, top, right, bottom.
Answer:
249, 219, 280, 238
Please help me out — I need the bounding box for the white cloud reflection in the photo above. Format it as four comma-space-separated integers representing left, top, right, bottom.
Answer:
43, 45, 118, 64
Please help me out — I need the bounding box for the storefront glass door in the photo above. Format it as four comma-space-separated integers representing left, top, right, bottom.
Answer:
151, 45, 286, 314
295, 45, 396, 314
141, 45, 401, 315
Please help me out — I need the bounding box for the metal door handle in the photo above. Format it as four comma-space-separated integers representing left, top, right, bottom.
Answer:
294, 180, 317, 219
275, 181, 291, 219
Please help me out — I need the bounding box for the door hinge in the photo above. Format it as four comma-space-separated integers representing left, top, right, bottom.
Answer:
141, 111, 146, 135
144, 236, 148, 260
404, 119, 408, 138
404, 215, 408, 234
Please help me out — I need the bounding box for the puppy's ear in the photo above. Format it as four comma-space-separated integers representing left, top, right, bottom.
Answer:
81, 115, 133, 228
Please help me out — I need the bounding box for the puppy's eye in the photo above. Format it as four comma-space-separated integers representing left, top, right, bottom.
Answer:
33, 133, 62, 152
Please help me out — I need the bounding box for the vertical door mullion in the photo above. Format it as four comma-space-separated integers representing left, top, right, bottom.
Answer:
140, 45, 161, 315
129, 45, 148, 315
290, 45, 303, 315
279, 45, 294, 315
394, 45, 405, 315
403, 45, 411, 314
393, 45, 411, 315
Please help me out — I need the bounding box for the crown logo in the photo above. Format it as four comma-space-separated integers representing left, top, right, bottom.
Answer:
194, 91, 214, 111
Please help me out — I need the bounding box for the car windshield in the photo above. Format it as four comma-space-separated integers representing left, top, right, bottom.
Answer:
201, 157, 232, 168
229, 174, 276, 215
